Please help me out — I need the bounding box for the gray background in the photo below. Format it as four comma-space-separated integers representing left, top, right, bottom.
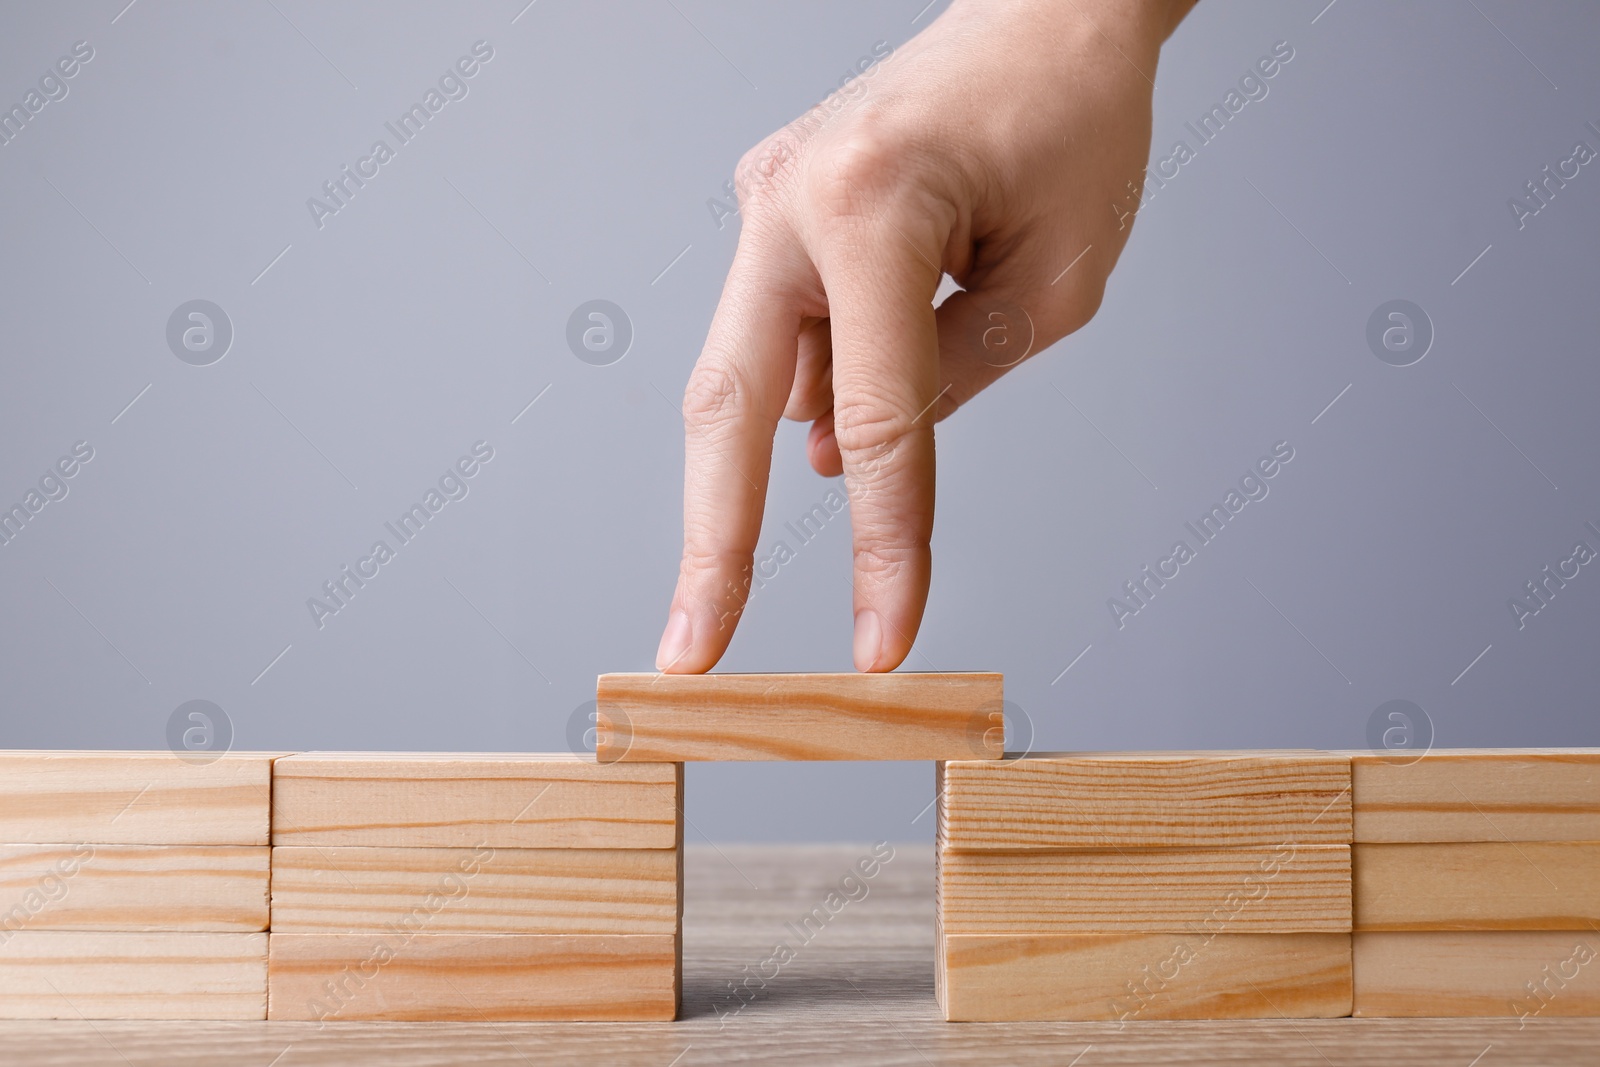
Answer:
2, 0, 1596, 842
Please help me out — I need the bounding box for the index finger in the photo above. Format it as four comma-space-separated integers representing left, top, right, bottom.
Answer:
656, 240, 806, 672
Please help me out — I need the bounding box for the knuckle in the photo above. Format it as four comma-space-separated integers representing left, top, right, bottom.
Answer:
679, 544, 749, 585
681, 361, 747, 434
853, 538, 926, 583
833, 399, 914, 463
807, 127, 906, 219
735, 132, 804, 212
1043, 254, 1107, 334
1052, 272, 1107, 337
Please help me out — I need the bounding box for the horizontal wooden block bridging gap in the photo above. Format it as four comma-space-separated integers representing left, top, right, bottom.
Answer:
0, 931, 266, 1019
268, 933, 678, 1021
270, 846, 679, 935
0, 844, 267, 932
0, 751, 280, 846
594, 672, 1003, 761
1353, 931, 1600, 1018
938, 932, 1352, 1022
939, 846, 1351, 934
1355, 842, 1600, 931
271, 754, 681, 849
937, 751, 1351, 850
1348, 749, 1600, 842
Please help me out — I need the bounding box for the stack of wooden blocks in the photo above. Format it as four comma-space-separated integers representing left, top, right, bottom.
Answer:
1349, 748, 1600, 1019
935, 744, 1600, 1022
0, 751, 276, 1019
268, 753, 683, 1021
935, 750, 1355, 1021
0, 750, 682, 1021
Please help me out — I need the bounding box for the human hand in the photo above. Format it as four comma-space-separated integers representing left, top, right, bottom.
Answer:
657, 0, 1195, 673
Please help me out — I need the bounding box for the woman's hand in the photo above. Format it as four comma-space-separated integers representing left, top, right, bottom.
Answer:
657, 0, 1194, 673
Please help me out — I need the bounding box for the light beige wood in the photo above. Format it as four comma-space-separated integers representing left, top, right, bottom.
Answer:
267, 933, 677, 1021
1353, 931, 1600, 1018
0, 752, 279, 845
2, 846, 1599, 1062
673, 762, 684, 1011
939, 846, 1351, 933
595, 672, 1004, 761
0, 845, 267, 932
0, 931, 266, 1019
3, 1019, 1595, 1066
938, 751, 1351, 850
271, 753, 680, 848
940, 932, 1352, 1021
269, 846, 678, 934
1348, 749, 1600, 842
1355, 842, 1600, 931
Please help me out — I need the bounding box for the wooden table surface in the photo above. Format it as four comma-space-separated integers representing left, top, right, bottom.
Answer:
4, 844, 1595, 1065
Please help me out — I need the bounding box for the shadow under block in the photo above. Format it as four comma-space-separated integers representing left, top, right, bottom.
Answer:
937, 751, 1352, 850
1353, 932, 1600, 1017
269, 846, 678, 935
1350, 749, 1600, 842
938, 932, 1352, 1022
1354, 842, 1600, 931
0, 931, 267, 1019
939, 846, 1352, 933
0, 844, 268, 931
0, 751, 278, 845
270, 754, 681, 848
594, 672, 1004, 761
267, 933, 678, 1021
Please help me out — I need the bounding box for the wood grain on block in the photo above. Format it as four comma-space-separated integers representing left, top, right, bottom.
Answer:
1349, 749, 1600, 842
939, 846, 1351, 933
0, 751, 278, 845
271, 753, 679, 848
938, 751, 1351, 850
939, 932, 1352, 1022
1353, 931, 1600, 1018
594, 672, 1003, 761
673, 763, 684, 1009
270, 846, 678, 935
1355, 842, 1600, 931
0, 931, 266, 1019
0, 845, 268, 932
267, 933, 678, 1021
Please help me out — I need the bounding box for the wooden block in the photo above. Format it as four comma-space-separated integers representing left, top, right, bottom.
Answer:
595, 672, 1003, 761
1353, 931, 1600, 1018
268, 933, 677, 1021
271, 754, 680, 848
0, 751, 279, 845
939, 846, 1351, 933
938, 931, 1352, 1021
0, 845, 268, 932
0, 931, 266, 1019
269, 846, 677, 935
1349, 749, 1600, 842
1354, 842, 1600, 931
672, 767, 684, 1011
938, 751, 1351, 851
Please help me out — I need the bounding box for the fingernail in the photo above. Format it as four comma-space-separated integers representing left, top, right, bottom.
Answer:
655, 611, 693, 672
853, 609, 883, 672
